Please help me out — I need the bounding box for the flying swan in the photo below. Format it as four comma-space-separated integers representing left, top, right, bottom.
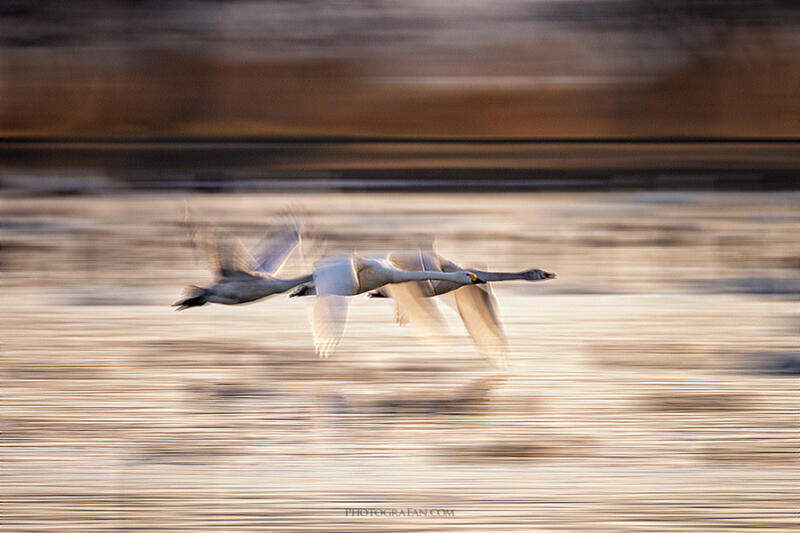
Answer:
173, 213, 313, 310
309, 253, 486, 358
370, 249, 556, 368
292, 249, 555, 367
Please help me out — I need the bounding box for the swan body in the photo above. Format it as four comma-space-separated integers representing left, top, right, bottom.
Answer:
173, 216, 312, 310
311, 254, 485, 357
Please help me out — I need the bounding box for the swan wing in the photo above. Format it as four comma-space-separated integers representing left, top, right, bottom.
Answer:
250, 221, 301, 275
297, 216, 329, 270
386, 249, 447, 297
214, 231, 256, 276
427, 252, 466, 296
310, 254, 358, 357
183, 208, 254, 277
312, 294, 348, 358
384, 281, 449, 346
454, 284, 509, 369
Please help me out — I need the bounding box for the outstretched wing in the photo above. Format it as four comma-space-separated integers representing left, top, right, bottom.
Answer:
454, 284, 509, 369
312, 295, 348, 358
310, 254, 358, 358
250, 221, 301, 275
386, 248, 443, 297
183, 207, 254, 277
296, 217, 328, 272
384, 281, 449, 347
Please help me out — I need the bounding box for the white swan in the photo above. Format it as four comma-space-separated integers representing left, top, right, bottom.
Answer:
292, 249, 555, 367
173, 214, 313, 310
310, 253, 486, 358
370, 250, 556, 369
370, 250, 556, 298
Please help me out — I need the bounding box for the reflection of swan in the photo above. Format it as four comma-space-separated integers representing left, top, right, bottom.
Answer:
310, 253, 486, 358
370, 250, 556, 369
373, 375, 507, 415
173, 214, 312, 310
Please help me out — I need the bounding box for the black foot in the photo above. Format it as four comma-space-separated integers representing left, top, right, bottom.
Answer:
290, 285, 314, 297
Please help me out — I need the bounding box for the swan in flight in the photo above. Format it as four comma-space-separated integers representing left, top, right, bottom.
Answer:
369, 251, 556, 299
173, 213, 313, 310
291, 249, 555, 367
370, 250, 556, 369
310, 253, 486, 358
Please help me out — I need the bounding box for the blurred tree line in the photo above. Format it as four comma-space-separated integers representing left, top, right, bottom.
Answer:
1, 0, 798, 137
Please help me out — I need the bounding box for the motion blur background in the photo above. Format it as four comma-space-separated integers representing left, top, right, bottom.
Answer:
1, 1, 799, 531
2, 0, 800, 137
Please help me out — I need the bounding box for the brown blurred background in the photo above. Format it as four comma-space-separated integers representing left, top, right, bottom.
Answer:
2, 0, 799, 138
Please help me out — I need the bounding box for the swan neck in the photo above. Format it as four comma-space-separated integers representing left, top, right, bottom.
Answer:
398, 270, 462, 283
469, 270, 525, 282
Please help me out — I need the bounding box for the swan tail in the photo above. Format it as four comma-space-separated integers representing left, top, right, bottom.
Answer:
173, 286, 208, 311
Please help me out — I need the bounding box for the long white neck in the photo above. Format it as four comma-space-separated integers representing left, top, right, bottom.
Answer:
392, 270, 465, 283
469, 270, 528, 282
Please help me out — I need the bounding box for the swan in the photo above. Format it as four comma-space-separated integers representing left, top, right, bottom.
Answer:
173, 214, 313, 310
368, 250, 556, 368
310, 253, 486, 358
369, 251, 556, 299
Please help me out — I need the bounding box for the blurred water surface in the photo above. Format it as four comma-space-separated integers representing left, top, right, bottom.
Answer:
1, 191, 798, 531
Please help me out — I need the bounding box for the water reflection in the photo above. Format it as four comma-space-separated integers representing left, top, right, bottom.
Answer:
1, 191, 798, 530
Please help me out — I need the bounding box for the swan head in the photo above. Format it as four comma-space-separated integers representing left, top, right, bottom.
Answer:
463, 271, 487, 284
523, 268, 557, 281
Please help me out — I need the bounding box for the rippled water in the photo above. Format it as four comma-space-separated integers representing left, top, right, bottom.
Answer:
2, 192, 798, 531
